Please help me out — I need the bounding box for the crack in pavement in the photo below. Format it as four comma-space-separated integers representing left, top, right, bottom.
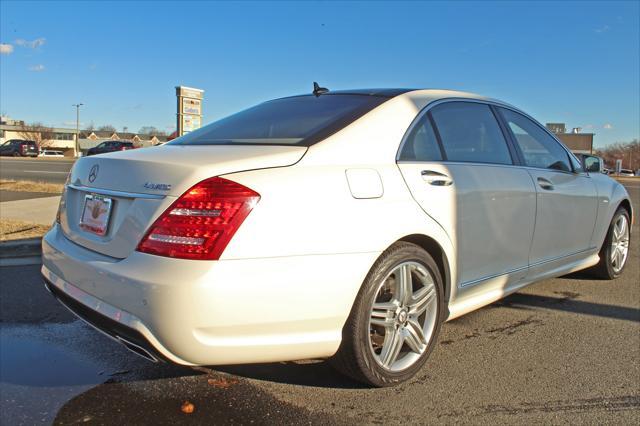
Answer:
437, 395, 640, 418
440, 315, 543, 346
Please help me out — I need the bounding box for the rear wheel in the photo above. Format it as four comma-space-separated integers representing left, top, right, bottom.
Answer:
590, 207, 630, 279
12, 152, 20, 157
330, 242, 444, 387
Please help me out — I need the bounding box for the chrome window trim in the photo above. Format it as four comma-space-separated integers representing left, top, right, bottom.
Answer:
396, 97, 518, 164
396, 97, 588, 176
493, 105, 587, 175
67, 183, 166, 200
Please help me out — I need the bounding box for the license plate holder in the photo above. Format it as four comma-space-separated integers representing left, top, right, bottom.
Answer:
79, 194, 113, 236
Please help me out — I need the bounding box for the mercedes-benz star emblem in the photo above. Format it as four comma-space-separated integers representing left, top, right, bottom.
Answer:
88, 165, 99, 183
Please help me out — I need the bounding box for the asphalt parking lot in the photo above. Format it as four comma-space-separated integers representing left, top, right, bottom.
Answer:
1, 182, 638, 425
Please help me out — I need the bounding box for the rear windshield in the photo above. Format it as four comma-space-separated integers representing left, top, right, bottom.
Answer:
169, 94, 389, 147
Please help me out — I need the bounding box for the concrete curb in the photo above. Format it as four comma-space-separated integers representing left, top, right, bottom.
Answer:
0, 237, 42, 259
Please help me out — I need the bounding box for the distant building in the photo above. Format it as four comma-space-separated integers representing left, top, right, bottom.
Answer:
546, 123, 594, 154
0, 118, 168, 156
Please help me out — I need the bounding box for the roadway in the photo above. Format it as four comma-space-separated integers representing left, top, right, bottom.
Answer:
0, 157, 74, 183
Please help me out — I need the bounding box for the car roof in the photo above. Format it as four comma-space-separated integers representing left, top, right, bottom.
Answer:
279, 88, 513, 108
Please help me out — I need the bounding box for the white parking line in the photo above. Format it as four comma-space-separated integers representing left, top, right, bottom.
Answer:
0, 160, 74, 165
23, 170, 69, 174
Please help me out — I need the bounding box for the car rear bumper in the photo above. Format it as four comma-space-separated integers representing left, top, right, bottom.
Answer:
42, 224, 377, 365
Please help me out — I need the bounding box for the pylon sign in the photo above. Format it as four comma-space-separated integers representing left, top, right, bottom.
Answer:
176, 86, 204, 137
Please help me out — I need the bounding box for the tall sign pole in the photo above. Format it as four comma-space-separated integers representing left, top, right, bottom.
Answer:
72, 103, 83, 157
176, 86, 204, 137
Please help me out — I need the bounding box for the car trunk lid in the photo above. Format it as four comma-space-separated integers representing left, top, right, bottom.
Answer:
60, 145, 306, 258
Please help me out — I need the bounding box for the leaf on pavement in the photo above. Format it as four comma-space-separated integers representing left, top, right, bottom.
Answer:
181, 401, 195, 414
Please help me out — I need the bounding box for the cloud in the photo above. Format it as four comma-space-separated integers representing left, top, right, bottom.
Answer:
603, 123, 613, 130
0, 44, 13, 54
584, 124, 594, 130
15, 37, 46, 48
594, 25, 610, 33
28, 64, 45, 72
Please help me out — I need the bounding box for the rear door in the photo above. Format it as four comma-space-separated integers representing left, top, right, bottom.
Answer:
397, 101, 536, 287
496, 107, 598, 264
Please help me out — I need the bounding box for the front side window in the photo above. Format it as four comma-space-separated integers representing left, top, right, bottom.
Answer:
398, 114, 443, 161
170, 94, 388, 147
499, 108, 572, 172
430, 102, 513, 165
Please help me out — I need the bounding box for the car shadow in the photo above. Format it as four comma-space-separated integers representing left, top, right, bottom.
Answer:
494, 292, 640, 323
560, 270, 602, 280
215, 359, 367, 389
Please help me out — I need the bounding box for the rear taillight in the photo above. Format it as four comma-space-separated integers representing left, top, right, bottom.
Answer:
136, 177, 260, 260
120, 147, 127, 151
21, 145, 27, 153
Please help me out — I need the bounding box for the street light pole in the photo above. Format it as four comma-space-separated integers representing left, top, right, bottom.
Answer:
72, 103, 83, 157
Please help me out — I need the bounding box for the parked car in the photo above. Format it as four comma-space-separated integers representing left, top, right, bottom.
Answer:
38, 150, 65, 158
619, 169, 636, 177
42, 88, 633, 387
0, 139, 38, 157
86, 141, 134, 156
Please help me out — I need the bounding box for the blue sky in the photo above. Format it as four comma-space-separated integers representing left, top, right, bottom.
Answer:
1, 0, 638, 147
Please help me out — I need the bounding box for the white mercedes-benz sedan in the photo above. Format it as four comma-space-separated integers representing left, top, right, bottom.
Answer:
42, 87, 633, 387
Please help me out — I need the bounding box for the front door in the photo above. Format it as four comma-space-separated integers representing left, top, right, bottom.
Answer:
496, 107, 598, 265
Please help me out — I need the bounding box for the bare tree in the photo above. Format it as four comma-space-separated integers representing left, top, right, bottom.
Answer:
138, 126, 167, 136
595, 139, 640, 171
97, 124, 117, 132
16, 122, 56, 150
85, 121, 95, 132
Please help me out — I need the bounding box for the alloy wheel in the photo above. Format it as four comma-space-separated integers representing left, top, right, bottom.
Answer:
368, 261, 438, 372
610, 214, 630, 273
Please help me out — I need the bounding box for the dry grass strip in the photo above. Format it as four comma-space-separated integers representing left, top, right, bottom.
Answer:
0, 179, 64, 194
0, 218, 50, 241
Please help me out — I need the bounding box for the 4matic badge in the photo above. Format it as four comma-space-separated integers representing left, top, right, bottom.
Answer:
144, 182, 172, 191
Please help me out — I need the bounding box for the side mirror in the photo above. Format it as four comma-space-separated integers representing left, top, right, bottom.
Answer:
581, 155, 603, 173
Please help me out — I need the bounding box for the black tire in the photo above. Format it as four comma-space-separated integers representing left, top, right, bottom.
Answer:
330, 242, 444, 387
589, 207, 631, 279
12, 151, 20, 157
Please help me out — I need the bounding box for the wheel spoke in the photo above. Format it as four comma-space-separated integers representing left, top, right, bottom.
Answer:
404, 319, 427, 354
619, 218, 627, 239
371, 302, 397, 328
613, 223, 621, 241
409, 284, 435, 316
380, 327, 404, 368
396, 264, 413, 305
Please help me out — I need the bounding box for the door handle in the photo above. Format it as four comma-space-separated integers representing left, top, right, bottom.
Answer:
421, 170, 453, 186
537, 177, 554, 190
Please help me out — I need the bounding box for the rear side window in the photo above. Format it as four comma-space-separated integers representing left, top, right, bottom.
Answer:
399, 115, 443, 161
430, 102, 513, 165
170, 94, 388, 147
499, 108, 572, 172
